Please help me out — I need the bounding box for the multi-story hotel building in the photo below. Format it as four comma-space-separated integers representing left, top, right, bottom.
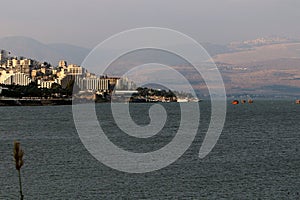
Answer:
80, 77, 110, 92
3, 72, 31, 86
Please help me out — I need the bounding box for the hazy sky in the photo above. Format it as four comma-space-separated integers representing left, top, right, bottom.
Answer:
1, 0, 300, 48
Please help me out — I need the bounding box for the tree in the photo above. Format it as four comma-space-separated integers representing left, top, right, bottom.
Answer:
65, 79, 80, 96
13, 141, 24, 200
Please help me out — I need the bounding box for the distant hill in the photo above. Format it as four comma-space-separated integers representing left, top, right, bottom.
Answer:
201, 42, 234, 56
213, 42, 300, 65
0, 36, 234, 65
2, 36, 300, 96
213, 42, 300, 97
0, 36, 90, 65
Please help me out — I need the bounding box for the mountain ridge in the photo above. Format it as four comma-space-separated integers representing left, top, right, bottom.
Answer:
0, 36, 90, 65
2, 36, 300, 96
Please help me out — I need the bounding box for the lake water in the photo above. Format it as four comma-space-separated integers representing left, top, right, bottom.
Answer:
0, 101, 299, 199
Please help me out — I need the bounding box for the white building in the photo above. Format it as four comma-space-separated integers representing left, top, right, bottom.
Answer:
0, 69, 14, 84
58, 60, 67, 68
37, 80, 56, 88
77, 77, 110, 92
115, 77, 136, 90
67, 64, 84, 75
3, 72, 31, 86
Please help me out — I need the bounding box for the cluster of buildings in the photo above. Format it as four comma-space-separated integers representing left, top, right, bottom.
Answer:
240, 36, 292, 46
0, 50, 136, 93
229, 36, 295, 49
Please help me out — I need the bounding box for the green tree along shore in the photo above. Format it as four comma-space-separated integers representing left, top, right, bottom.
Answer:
136, 87, 176, 99
1, 82, 193, 104
0, 80, 76, 99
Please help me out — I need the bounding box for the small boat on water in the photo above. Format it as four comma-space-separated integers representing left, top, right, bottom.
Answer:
296, 100, 300, 104
176, 97, 201, 103
189, 98, 201, 102
177, 98, 189, 103
232, 100, 239, 105
248, 99, 253, 104
241, 100, 246, 104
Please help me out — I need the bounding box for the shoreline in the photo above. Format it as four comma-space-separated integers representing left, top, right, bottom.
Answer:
0, 98, 72, 106
1, 98, 299, 106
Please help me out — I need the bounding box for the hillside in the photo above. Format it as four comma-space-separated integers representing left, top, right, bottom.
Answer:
213, 42, 300, 65
213, 42, 300, 97
2, 36, 300, 97
0, 36, 90, 65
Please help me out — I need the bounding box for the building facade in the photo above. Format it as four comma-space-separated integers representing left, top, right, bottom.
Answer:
3, 72, 32, 86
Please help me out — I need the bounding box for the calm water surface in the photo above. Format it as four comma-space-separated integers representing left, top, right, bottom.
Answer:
0, 101, 299, 199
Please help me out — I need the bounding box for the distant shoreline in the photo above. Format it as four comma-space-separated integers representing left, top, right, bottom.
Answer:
1, 98, 300, 107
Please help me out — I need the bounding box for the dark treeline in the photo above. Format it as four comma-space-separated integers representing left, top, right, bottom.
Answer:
135, 87, 176, 98
0, 80, 76, 99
